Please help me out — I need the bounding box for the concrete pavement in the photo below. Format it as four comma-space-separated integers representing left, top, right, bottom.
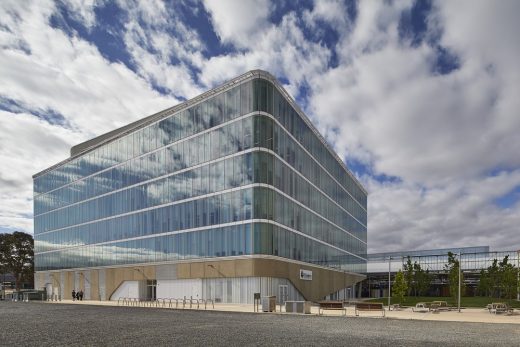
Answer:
46, 299, 520, 324
3, 300, 520, 346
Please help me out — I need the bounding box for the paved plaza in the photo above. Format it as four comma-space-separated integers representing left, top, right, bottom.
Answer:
47, 298, 520, 324
1, 301, 519, 346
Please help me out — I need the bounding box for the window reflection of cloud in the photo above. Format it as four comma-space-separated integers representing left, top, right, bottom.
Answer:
37, 111, 260, 233
35, 81, 247, 194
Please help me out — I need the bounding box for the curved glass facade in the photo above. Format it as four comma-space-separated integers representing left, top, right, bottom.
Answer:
34, 74, 367, 273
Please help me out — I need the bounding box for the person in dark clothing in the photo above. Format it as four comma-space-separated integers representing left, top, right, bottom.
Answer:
72, 289, 76, 301
79, 290, 83, 301
76, 291, 80, 301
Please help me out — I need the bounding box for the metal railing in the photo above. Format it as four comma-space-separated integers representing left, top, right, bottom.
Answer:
117, 296, 215, 310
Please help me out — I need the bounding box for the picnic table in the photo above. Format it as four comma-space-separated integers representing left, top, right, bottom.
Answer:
430, 301, 451, 311
412, 302, 430, 313
487, 303, 514, 315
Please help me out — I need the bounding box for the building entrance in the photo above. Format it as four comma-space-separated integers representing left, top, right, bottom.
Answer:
147, 280, 157, 300
278, 285, 288, 304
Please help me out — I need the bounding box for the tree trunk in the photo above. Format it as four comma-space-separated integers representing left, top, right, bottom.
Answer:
15, 273, 21, 291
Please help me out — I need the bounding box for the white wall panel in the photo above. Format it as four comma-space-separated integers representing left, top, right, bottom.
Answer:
110, 280, 141, 300
84, 271, 91, 299
74, 271, 80, 291
98, 269, 106, 301
156, 279, 202, 299
60, 272, 65, 299
156, 264, 177, 280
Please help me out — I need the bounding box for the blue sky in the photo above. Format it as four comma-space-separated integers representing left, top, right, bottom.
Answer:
1, 0, 519, 252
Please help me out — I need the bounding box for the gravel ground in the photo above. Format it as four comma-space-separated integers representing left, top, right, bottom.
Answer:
0, 301, 518, 346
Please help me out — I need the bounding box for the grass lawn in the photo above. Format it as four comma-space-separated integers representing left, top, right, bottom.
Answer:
366, 296, 520, 308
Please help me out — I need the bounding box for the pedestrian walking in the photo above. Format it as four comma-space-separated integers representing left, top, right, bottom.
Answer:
79, 290, 83, 301
72, 289, 76, 301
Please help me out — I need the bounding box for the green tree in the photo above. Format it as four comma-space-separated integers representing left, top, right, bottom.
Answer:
403, 258, 431, 297
403, 257, 414, 296
414, 262, 431, 296
477, 269, 491, 297
444, 252, 465, 301
0, 232, 34, 290
487, 259, 500, 297
393, 270, 408, 304
498, 256, 517, 300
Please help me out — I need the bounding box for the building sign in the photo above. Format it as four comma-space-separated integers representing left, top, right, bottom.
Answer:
299, 269, 312, 281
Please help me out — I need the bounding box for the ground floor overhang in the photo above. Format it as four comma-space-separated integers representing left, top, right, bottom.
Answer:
35, 255, 365, 303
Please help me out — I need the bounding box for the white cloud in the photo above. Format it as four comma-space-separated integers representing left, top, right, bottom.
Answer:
203, 0, 271, 48
302, 0, 349, 29
1, 0, 519, 256
199, 11, 331, 99
0, 0, 179, 233
60, 0, 103, 29
118, 0, 205, 97
306, 0, 520, 251
0, 1, 178, 136
365, 170, 520, 252
0, 111, 80, 233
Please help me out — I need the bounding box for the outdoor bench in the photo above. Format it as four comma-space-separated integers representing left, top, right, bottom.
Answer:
430, 301, 451, 311
355, 302, 385, 317
318, 301, 346, 316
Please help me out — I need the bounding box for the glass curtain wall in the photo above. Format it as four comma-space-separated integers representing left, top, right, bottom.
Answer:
34, 76, 367, 273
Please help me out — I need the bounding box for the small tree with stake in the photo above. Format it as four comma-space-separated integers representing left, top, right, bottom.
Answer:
414, 262, 431, 296
393, 270, 408, 305
403, 257, 414, 296
445, 252, 465, 302
498, 255, 517, 300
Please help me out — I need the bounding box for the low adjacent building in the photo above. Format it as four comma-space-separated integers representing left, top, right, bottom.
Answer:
363, 246, 519, 298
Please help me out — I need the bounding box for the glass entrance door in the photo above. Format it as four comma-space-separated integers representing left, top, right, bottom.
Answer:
278, 285, 288, 304
146, 280, 157, 300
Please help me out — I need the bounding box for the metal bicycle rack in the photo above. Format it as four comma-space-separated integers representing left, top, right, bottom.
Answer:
117, 296, 215, 310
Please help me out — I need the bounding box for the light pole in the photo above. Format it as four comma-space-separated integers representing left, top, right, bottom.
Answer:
458, 251, 461, 313
0, 271, 4, 300
367, 275, 371, 299
517, 250, 519, 301
388, 256, 391, 308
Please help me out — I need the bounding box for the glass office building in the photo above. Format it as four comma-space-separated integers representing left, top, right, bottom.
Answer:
33, 70, 367, 303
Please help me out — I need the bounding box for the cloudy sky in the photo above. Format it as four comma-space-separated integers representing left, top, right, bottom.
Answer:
1, 0, 519, 253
